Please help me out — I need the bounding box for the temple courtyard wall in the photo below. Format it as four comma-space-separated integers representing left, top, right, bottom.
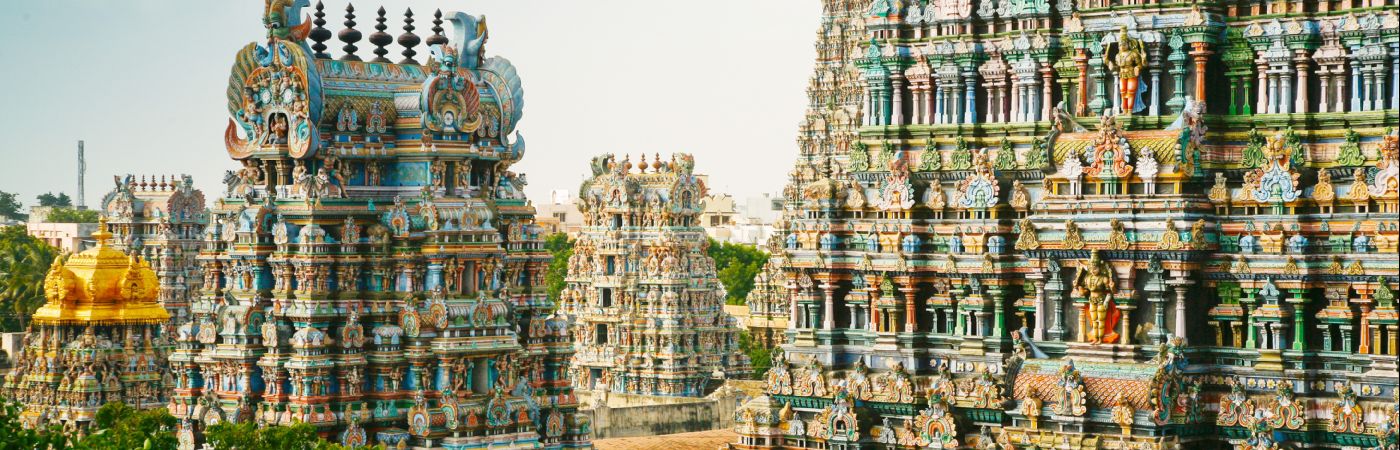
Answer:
580, 380, 761, 439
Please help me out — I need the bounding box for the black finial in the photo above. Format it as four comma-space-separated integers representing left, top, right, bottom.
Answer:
397, 8, 421, 65
310, 1, 331, 58
369, 6, 392, 63
338, 3, 362, 61
425, 9, 448, 47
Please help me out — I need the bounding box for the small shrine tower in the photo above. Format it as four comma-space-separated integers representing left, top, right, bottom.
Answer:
562, 153, 751, 397
1, 219, 174, 434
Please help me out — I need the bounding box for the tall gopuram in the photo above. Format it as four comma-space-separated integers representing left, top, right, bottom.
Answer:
2, 219, 174, 435
560, 153, 752, 397
167, 2, 588, 449
732, 0, 1398, 449
101, 174, 208, 323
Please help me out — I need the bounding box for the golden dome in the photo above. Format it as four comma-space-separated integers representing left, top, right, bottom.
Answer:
32, 218, 170, 325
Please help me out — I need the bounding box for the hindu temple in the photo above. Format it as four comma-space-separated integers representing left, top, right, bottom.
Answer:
166, 2, 588, 449
100, 174, 207, 323
731, 0, 1399, 449
560, 154, 752, 397
2, 219, 175, 436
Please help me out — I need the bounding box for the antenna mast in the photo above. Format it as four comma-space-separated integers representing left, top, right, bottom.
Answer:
77, 140, 86, 210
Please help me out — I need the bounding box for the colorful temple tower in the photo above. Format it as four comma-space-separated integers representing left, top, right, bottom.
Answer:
167, 2, 588, 449
2, 219, 174, 435
100, 174, 208, 323
733, 0, 1398, 449
560, 153, 752, 397
745, 260, 791, 346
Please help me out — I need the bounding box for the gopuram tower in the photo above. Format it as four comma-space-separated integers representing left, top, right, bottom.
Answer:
101, 174, 207, 323
2, 219, 174, 435
560, 154, 751, 397
168, 2, 588, 449
732, 0, 1398, 449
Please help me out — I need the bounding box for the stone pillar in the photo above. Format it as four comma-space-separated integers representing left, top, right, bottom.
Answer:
964, 69, 979, 124
1318, 71, 1331, 113
935, 86, 946, 124
788, 283, 800, 329
1257, 60, 1270, 114
1032, 279, 1047, 340
1075, 48, 1090, 115
902, 286, 918, 333
1190, 42, 1212, 102
988, 285, 1006, 338
1047, 273, 1066, 341
1149, 44, 1164, 116
1281, 69, 1294, 114
892, 76, 905, 125
1294, 52, 1309, 114
1351, 59, 1363, 112
1041, 65, 1055, 121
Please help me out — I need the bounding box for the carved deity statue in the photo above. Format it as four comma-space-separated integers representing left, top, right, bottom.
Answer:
1073, 250, 1119, 344
1105, 27, 1146, 115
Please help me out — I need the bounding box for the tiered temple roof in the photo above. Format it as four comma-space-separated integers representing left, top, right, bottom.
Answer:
732, 0, 1398, 449
2, 219, 174, 435
101, 174, 207, 323
560, 153, 752, 397
166, 2, 587, 449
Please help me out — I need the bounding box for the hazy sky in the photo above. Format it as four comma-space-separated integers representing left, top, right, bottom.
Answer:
0, 1, 817, 210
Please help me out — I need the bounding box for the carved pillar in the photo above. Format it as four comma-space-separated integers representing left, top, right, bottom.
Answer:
1032, 278, 1047, 340
1089, 44, 1108, 115
821, 282, 836, 330
1256, 59, 1270, 114
935, 84, 946, 124
787, 282, 800, 330
892, 75, 906, 125
1190, 42, 1212, 103
1046, 270, 1066, 341
1075, 48, 1090, 115
1294, 51, 1309, 114
988, 285, 1006, 338
902, 285, 918, 333
1041, 65, 1055, 121
1148, 43, 1164, 116
964, 68, 980, 124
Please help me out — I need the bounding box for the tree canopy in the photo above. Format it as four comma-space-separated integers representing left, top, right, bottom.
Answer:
0, 191, 23, 222
707, 238, 768, 305
35, 193, 72, 208
44, 208, 99, 224
0, 226, 58, 331
543, 233, 574, 308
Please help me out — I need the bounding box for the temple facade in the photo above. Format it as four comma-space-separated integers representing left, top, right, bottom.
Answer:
560, 154, 751, 397
100, 174, 207, 323
167, 2, 588, 449
732, 0, 1398, 449
2, 219, 174, 436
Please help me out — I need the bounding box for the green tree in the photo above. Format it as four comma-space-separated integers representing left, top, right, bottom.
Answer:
36, 193, 72, 208
44, 208, 99, 224
707, 239, 767, 305
0, 226, 59, 331
0, 191, 23, 221
543, 233, 574, 307
0, 400, 71, 450
204, 421, 381, 450
76, 402, 177, 450
738, 331, 772, 378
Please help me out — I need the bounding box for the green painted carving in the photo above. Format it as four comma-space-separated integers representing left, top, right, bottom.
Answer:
851, 141, 870, 172
949, 138, 973, 171
874, 141, 896, 171
918, 141, 942, 171
1284, 128, 1305, 167
1025, 137, 1049, 169
1377, 277, 1395, 308
995, 137, 1017, 170
1242, 129, 1268, 168
1336, 129, 1364, 167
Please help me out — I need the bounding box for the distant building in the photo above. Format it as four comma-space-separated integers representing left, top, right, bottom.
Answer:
536, 189, 584, 236
100, 174, 207, 323
25, 206, 98, 252
700, 193, 739, 241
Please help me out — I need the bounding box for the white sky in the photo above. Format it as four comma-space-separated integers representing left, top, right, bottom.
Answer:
0, 0, 818, 210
